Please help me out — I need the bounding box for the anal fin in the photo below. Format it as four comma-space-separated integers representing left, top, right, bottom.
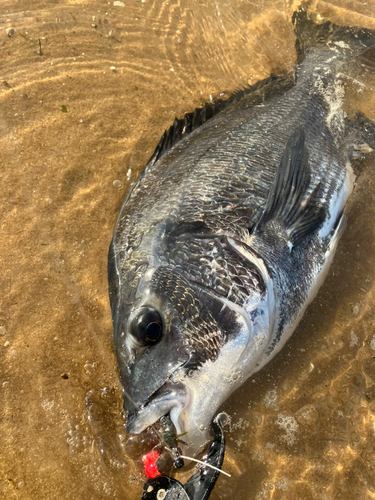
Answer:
252, 126, 326, 248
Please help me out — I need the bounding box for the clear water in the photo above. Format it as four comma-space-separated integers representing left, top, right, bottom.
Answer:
1, 1, 375, 499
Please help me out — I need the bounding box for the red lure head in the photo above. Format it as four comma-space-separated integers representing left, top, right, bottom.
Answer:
142, 448, 162, 479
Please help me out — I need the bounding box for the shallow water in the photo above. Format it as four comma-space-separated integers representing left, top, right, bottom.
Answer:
1, 1, 375, 499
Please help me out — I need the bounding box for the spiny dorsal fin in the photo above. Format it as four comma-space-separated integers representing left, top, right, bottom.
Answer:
252, 126, 326, 247
146, 74, 283, 168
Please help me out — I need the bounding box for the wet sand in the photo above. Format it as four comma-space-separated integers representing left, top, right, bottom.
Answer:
1, 1, 375, 499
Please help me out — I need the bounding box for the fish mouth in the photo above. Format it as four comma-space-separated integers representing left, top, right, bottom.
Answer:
126, 383, 189, 436
126, 381, 214, 457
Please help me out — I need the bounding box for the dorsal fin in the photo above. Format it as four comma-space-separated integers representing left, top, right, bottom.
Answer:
252, 126, 326, 247
145, 74, 286, 168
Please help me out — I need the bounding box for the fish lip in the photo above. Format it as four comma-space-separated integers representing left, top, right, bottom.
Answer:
126, 383, 188, 435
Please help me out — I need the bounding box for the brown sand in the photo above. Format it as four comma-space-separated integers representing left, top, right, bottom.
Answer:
1, 1, 375, 499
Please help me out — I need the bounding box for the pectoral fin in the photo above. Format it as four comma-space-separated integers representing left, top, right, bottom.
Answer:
251, 126, 326, 248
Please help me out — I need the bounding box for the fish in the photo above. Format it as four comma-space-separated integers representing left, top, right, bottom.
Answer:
108, 5, 375, 458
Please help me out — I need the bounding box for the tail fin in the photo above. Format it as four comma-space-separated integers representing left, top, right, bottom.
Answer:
293, 2, 375, 61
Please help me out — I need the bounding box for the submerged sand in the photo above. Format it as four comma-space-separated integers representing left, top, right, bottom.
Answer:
1, 1, 375, 499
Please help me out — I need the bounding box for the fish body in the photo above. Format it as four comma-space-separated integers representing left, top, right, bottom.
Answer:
108, 9, 374, 456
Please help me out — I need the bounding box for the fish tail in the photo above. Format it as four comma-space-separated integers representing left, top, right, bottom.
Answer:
293, 2, 375, 60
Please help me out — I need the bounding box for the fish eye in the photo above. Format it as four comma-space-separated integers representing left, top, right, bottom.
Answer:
132, 307, 163, 345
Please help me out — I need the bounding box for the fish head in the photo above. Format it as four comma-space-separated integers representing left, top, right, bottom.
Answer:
109, 238, 271, 457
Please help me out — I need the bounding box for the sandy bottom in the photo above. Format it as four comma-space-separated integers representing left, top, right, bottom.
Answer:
1, 0, 375, 499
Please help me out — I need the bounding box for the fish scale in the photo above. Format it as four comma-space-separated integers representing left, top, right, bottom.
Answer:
163, 237, 264, 306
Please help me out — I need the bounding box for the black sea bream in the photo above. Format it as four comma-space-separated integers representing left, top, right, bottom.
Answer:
108, 8, 375, 457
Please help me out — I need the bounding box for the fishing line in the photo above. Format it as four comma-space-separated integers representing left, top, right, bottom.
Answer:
178, 455, 231, 477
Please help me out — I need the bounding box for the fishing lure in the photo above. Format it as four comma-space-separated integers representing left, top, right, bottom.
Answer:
159, 415, 185, 469
141, 414, 228, 500
141, 415, 185, 478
